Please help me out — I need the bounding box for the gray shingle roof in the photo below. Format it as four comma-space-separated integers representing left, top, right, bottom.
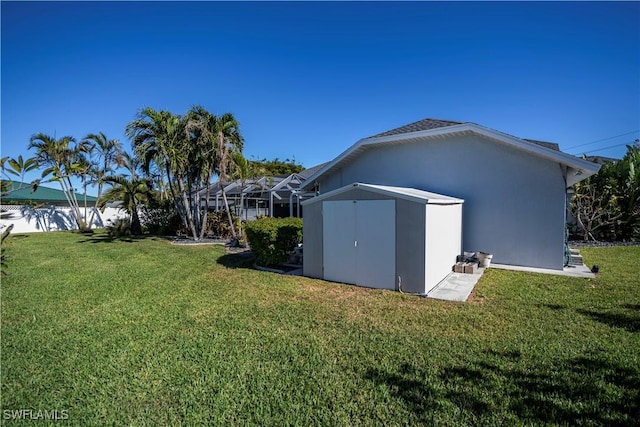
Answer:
299, 161, 330, 179
365, 118, 463, 139
366, 117, 561, 151
585, 155, 619, 164
523, 139, 560, 151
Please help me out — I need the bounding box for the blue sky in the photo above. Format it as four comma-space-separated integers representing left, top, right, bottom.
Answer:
2, 1, 639, 195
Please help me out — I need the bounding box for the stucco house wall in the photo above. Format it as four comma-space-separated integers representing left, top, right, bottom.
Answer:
315, 133, 567, 270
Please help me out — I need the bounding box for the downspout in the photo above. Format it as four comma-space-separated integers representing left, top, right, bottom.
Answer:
561, 164, 573, 267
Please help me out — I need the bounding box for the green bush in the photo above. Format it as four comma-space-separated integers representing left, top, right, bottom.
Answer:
1, 224, 14, 276
107, 218, 132, 239
245, 217, 303, 267
206, 210, 241, 239
140, 199, 181, 236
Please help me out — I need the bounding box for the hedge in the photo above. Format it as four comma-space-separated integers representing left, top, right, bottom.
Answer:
245, 217, 303, 267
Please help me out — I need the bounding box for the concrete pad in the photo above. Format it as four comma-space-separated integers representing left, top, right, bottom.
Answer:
491, 263, 595, 278
427, 268, 485, 302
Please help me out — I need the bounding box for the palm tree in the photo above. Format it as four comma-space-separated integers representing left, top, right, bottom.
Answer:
127, 108, 197, 238
101, 173, 153, 235
28, 133, 92, 230
215, 113, 244, 240
230, 152, 268, 221
1, 155, 39, 196
127, 106, 244, 241
186, 106, 244, 240
82, 132, 124, 201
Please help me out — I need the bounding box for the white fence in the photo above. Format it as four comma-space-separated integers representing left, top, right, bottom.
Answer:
0, 205, 126, 233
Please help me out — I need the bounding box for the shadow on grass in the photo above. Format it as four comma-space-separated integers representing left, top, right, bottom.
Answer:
577, 308, 640, 333
364, 363, 444, 423
540, 303, 640, 333
542, 303, 566, 311
216, 251, 255, 269
365, 352, 640, 424
77, 234, 173, 244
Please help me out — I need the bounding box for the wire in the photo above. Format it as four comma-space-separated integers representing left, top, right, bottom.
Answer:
571, 142, 630, 155
563, 130, 640, 150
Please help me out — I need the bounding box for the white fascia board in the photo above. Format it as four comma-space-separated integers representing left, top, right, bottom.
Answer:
466, 124, 601, 177
301, 182, 463, 206
270, 173, 302, 192
362, 183, 464, 204
298, 140, 371, 190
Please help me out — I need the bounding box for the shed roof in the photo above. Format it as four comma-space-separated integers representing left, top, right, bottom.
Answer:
1, 180, 97, 203
301, 183, 464, 206
300, 118, 600, 189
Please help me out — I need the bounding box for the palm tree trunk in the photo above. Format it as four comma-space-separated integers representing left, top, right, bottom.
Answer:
60, 173, 84, 229
199, 181, 211, 240
130, 202, 142, 235
88, 179, 105, 227
220, 183, 237, 240
177, 178, 198, 240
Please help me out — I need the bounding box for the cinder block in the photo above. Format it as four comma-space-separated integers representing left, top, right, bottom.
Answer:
464, 262, 478, 274
453, 262, 465, 273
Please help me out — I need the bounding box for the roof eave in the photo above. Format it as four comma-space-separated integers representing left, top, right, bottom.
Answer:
301, 182, 463, 206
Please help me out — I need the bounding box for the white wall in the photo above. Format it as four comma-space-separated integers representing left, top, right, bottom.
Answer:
318, 134, 567, 270
0, 205, 126, 233
425, 203, 463, 292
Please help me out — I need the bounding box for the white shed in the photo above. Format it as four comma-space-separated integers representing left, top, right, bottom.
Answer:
302, 183, 464, 294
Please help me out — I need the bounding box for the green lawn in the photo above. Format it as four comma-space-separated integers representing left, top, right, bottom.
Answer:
1, 231, 639, 425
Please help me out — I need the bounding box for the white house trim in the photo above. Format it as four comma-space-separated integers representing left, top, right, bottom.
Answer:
301, 182, 464, 206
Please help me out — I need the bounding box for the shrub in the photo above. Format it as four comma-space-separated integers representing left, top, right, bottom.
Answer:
245, 217, 303, 267
77, 222, 94, 235
107, 218, 132, 239
1, 224, 14, 276
206, 210, 241, 239
140, 199, 181, 236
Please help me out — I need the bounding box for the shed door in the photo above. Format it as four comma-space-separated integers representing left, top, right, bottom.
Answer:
322, 200, 395, 290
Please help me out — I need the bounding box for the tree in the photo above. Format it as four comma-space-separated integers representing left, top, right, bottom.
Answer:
614, 141, 640, 239
186, 106, 244, 240
1, 224, 14, 277
230, 152, 268, 221
127, 108, 198, 238
127, 106, 245, 241
249, 157, 303, 176
571, 171, 621, 241
213, 112, 244, 240
82, 132, 124, 224
28, 133, 93, 231
571, 141, 640, 241
1, 155, 39, 196
100, 155, 153, 235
